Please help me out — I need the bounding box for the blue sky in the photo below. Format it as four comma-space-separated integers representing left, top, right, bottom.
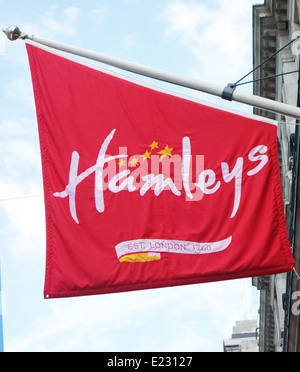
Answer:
0, 0, 262, 352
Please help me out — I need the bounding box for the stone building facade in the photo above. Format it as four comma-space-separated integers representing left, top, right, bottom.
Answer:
252, 0, 300, 352
223, 320, 259, 352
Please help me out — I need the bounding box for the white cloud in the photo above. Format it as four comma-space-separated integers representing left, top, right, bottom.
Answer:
163, 1, 212, 38
3, 278, 258, 352
0, 119, 32, 140
40, 5, 80, 37
2, 139, 40, 175
91, 7, 110, 24
165, 326, 214, 352
123, 33, 139, 50
0, 117, 41, 180
21, 5, 80, 39
0, 178, 44, 258
122, 0, 140, 3
0, 116, 44, 259
161, 0, 258, 86
0, 32, 6, 55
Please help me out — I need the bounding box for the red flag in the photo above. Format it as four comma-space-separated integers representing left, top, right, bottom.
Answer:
26, 41, 295, 299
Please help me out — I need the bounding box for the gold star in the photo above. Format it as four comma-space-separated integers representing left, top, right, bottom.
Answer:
149, 141, 159, 151
129, 156, 139, 168
142, 150, 151, 162
118, 159, 126, 168
158, 145, 173, 160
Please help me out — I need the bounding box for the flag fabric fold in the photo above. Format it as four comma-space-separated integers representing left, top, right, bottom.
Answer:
26, 40, 295, 299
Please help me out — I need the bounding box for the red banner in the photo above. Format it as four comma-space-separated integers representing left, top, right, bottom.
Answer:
26, 41, 295, 299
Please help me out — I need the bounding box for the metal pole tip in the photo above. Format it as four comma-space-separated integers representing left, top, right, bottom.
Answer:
2, 26, 24, 41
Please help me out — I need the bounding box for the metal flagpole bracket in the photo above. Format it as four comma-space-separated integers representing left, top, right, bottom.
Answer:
222, 83, 237, 101
2, 26, 27, 41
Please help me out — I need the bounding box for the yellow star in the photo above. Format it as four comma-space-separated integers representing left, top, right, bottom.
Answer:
149, 141, 159, 151
129, 156, 139, 168
142, 150, 151, 162
158, 145, 173, 160
118, 159, 126, 168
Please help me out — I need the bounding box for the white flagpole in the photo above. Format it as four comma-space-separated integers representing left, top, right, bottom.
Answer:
3, 25, 300, 120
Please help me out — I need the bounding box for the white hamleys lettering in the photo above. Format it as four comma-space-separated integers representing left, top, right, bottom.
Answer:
53, 129, 269, 224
